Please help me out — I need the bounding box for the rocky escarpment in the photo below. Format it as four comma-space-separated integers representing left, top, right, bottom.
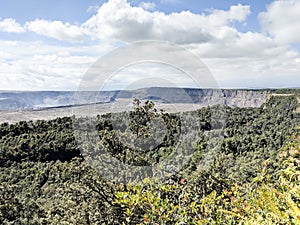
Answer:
0, 88, 270, 111
116, 87, 270, 108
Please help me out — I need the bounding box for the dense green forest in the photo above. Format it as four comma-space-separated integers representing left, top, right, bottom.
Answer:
0, 95, 299, 224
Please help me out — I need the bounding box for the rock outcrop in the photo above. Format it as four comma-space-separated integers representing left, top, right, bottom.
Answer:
0, 88, 270, 111
116, 87, 270, 108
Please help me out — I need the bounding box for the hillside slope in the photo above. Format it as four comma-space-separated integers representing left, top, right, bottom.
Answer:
0, 95, 299, 224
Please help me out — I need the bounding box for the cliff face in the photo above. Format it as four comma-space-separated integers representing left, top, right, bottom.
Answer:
116, 88, 270, 108
186, 89, 270, 107
0, 88, 269, 111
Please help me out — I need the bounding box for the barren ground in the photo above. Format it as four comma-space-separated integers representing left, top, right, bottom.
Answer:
0, 99, 206, 124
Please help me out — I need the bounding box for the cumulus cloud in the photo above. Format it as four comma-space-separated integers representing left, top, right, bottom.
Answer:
0, 1, 251, 45
259, 0, 300, 44
187, 31, 286, 59
87, 5, 100, 13
25, 20, 84, 42
138, 2, 156, 11
83, 0, 250, 44
0, 40, 118, 90
203, 53, 300, 88
1, 0, 300, 90
159, 0, 178, 4
206, 4, 251, 26
0, 18, 25, 33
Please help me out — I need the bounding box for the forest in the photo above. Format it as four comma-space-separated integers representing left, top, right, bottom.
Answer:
0, 94, 299, 224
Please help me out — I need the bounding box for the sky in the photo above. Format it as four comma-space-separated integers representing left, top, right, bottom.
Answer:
0, 0, 300, 90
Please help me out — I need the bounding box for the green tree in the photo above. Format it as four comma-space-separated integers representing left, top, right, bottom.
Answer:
129, 99, 157, 137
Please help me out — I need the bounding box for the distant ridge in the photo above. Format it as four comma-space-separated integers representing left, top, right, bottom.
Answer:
0, 87, 285, 110
0, 91, 116, 110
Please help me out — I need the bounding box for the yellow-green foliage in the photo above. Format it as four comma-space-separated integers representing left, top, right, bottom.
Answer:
114, 128, 300, 224
238, 130, 300, 225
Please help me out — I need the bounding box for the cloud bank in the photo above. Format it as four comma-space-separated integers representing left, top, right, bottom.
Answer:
259, 0, 300, 44
0, 0, 299, 90
0, 18, 25, 33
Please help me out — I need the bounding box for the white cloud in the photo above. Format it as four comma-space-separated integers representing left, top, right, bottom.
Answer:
187, 31, 286, 59
1, 0, 300, 90
206, 4, 251, 26
87, 5, 100, 13
25, 20, 84, 42
203, 55, 300, 88
0, 40, 117, 90
103, 62, 197, 90
83, 0, 250, 44
159, 0, 178, 4
259, 0, 300, 44
0, 18, 25, 33
138, 2, 156, 11
193, 33, 300, 88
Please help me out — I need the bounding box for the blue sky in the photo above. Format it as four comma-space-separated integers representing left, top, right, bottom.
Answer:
0, 0, 299, 90
0, 0, 102, 24
0, 0, 272, 32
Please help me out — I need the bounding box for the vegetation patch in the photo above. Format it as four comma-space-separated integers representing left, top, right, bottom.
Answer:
0, 95, 299, 224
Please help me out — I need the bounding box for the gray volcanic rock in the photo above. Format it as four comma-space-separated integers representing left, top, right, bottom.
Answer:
0, 87, 271, 124
0, 88, 270, 111
116, 88, 269, 107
